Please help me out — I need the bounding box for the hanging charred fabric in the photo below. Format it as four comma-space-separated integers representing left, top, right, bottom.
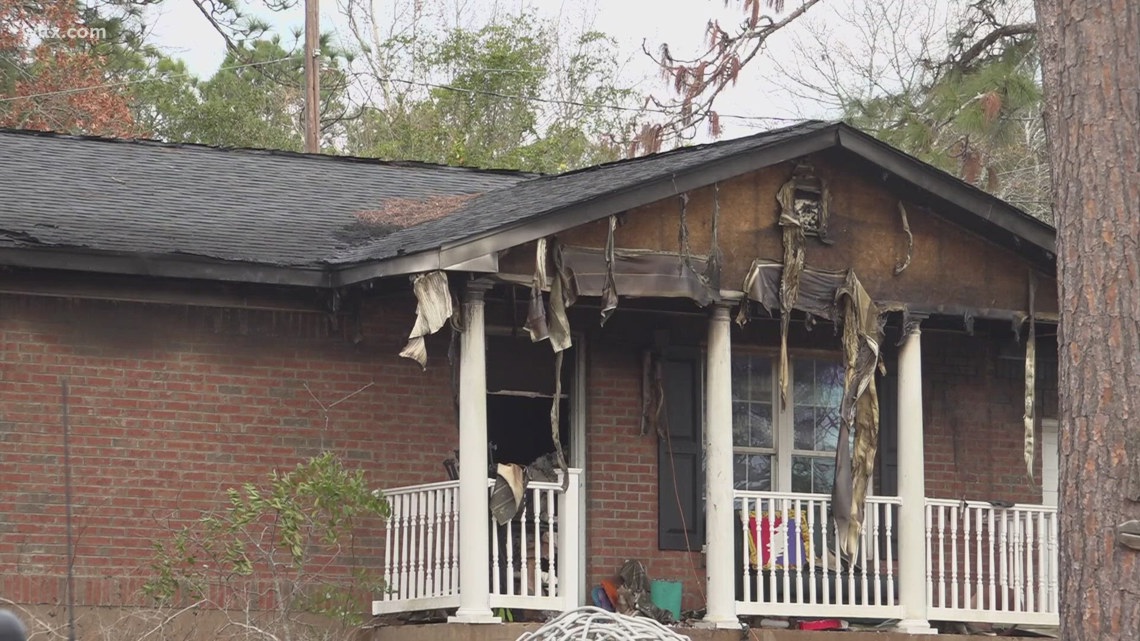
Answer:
739, 259, 884, 557
774, 163, 832, 407
399, 271, 453, 368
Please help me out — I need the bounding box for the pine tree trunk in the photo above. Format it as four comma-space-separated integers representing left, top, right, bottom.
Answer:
1034, 1, 1140, 638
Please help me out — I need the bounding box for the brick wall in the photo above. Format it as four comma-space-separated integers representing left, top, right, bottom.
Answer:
0, 293, 458, 607
583, 339, 705, 612
922, 331, 1050, 505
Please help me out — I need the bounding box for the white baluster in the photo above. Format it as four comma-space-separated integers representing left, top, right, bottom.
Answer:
885, 503, 894, 608
767, 498, 777, 604
1048, 512, 1059, 613
843, 497, 855, 606
825, 499, 834, 602
547, 488, 556, 597
418, 493, 430, 598
1036, 510, 1046, 613
431, 490, 442, 597
443, 488, 454, 595
491, 512, 501, 594
1013, 509, 1024, 612
858, 503, 868, 606
1026, 511, 1036, 613
871, 501, 881, 606
383, 496, 394, 602
450, 487, 460, 595
999, 509, 1009, 612
807, 497, 817, 606
533, 489, 542, 596
974, 507, 984, 610
963, 503, 972, 611
987, 507, 996, 612
520, 496, 530, 597
937, 505, 946, 608
400, 494, 411, 600
793, 496, 803, 605
950, 504, 959, 609
740, 497, 751, 604
781, 498, 791, 604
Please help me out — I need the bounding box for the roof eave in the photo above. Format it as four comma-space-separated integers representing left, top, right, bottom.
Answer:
835, 126, 1056, 264
0, 245, 501, 289
0, 247, 333, 287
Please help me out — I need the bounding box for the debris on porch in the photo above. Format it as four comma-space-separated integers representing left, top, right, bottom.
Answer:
516, 607, 691, 641
589, 560, 675, 624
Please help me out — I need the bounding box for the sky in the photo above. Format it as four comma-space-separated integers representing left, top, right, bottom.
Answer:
141, 0, 969, 139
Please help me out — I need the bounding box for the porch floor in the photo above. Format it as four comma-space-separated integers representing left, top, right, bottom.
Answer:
361, 623, 976, 641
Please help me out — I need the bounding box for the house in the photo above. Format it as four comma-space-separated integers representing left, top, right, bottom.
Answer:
0, 122, 1058, 638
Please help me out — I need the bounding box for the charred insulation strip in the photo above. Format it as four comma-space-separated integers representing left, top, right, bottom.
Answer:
776, 172, 809, 408
1024, 273, 1036, 481
398, 271, 453, 368
738, 259, 884, 558
894, 202, 913, 275
600, 215, 619, 327
524, 238, 550, 342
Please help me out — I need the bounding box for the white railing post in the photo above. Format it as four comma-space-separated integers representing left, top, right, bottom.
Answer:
559, 469, 583, 611
896, 321, 936, 634
450, 282, 499, 624
702, 303, 738, 628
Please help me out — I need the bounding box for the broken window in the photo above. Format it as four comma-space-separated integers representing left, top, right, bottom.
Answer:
788, 163, 825, 236
486, 334, 575, 467
731, 354, 847, 494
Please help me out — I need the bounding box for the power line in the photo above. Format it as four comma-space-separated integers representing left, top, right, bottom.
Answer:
1, 52, 806, 126
0, 56, 296, 104
376, 73, 806, 123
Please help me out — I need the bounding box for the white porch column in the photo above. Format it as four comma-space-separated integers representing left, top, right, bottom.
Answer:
449, 282, 499, 624
895, 321, 935, 634
702, 303, 737, 628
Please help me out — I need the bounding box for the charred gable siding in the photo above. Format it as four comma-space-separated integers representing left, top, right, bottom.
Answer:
548, 149, 1056, 316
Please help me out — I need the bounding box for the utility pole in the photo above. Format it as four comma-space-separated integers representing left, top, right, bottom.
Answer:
303, 0, 320, 153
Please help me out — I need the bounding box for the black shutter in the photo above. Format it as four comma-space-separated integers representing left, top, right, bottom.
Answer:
658, 352, 705, 551
877, 355, 899, 496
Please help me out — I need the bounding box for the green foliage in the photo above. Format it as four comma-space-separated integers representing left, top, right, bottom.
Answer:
144, 452, 389, 629
124, 35, 355, 151
345, 13, 639, 172
840, 15, 1048, 220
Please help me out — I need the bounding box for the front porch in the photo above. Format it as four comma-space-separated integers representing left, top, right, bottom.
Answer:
371, 285, 1059, 631
371, 482, 1058, 630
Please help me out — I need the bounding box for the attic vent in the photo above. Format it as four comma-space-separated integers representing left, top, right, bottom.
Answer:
787, 162, 827, 236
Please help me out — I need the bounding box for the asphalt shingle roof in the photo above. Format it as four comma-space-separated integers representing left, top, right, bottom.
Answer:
0, 120, 1053, 284
0, 130, 529, 267
332, 120, 836, 264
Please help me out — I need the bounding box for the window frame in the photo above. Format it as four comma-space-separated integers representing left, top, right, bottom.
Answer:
729, 347, 845, 494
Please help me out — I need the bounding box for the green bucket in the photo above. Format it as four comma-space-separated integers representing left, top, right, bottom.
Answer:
650, 579, 682, 621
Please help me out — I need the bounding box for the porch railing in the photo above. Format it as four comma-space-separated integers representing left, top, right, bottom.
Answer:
925, 499, 1059, 626
374, 479, 462, 614
373, 469, 582, 616
734, 490, 904, 619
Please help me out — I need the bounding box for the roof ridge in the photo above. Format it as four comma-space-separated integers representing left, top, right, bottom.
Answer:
541, 119, 835, 181
0, 127, 541, 178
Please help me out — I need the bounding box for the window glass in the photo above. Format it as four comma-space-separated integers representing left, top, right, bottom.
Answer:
791, 456, 837, 494
731, 355, 846, 494
792, 359, 844, 452
731, 356, 773, 449
734, 453, 772, 491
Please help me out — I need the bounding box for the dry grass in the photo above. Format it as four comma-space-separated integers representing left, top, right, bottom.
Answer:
355, 193, 479, 229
